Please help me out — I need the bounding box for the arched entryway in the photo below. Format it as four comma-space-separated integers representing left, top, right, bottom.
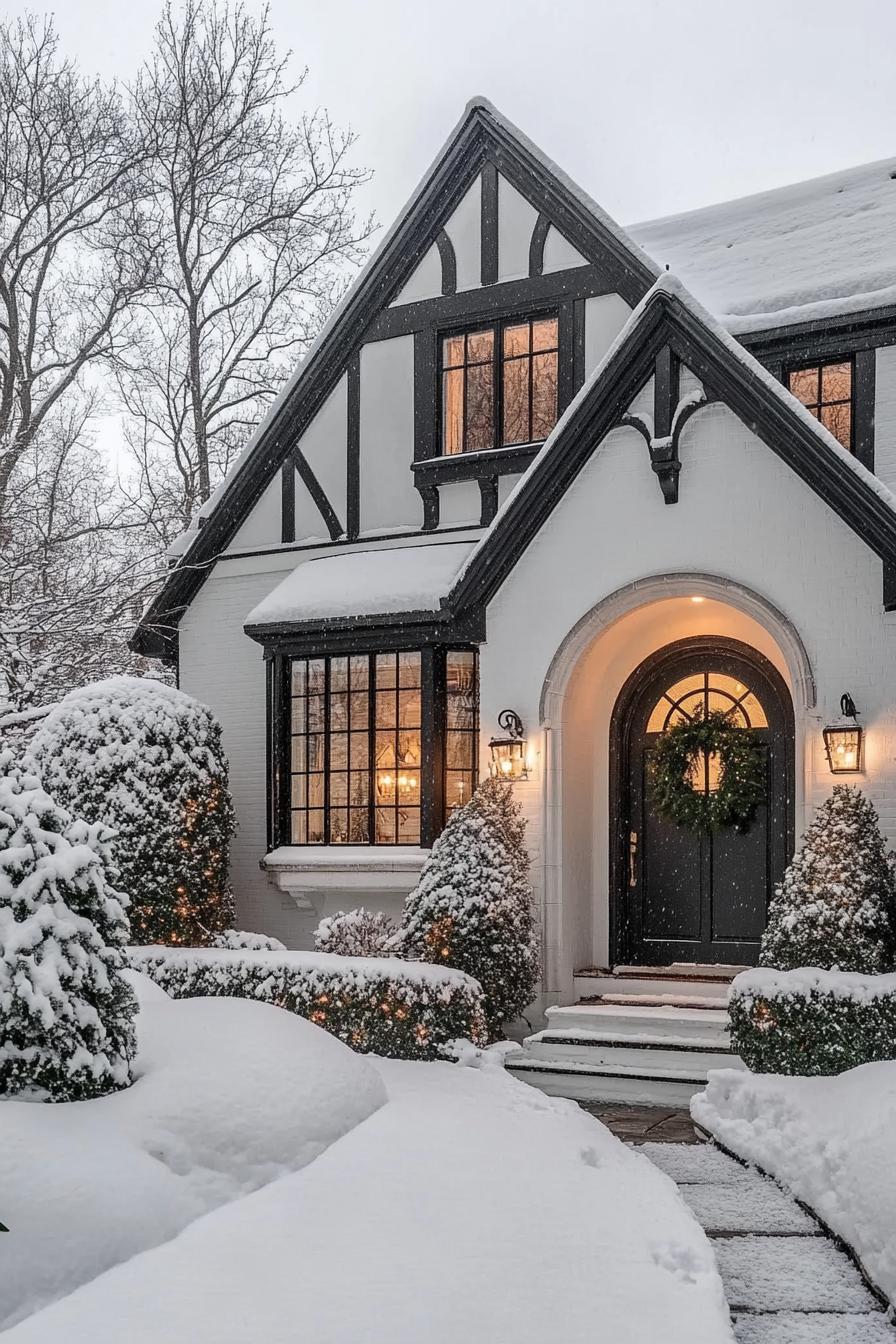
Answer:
609, 636, 795, 968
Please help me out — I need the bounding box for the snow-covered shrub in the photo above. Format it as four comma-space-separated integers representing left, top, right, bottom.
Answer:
730, 966, 896, 1075
210, 929, 286, 953
29, 677, 235, 947
760, 786, 896, 974
0, 749, 136, 1101
400, 776, 539, 1040
128, 945, 487, 1060
314, 908, 397, 958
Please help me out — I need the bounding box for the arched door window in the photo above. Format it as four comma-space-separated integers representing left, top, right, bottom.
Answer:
646, 671, 768, 734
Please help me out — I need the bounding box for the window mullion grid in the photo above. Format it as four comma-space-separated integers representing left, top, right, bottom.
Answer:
493, 321, 502, 451
527, 319, 534, 443
367, 653, 375, 846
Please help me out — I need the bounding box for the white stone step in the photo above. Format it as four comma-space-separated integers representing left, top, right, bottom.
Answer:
524, 1032, 739, 1074
574, 972, 732, 1002
505, 1056, 709, 1105
545, 1002, 732, 1044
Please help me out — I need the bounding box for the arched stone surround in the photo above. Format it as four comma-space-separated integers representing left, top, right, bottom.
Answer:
534, 574, 816, 1005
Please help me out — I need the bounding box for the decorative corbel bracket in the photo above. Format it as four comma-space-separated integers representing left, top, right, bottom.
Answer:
621, 381, 711, 505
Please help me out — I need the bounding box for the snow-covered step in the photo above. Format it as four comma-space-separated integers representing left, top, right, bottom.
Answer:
545, 1002, 732, 1044
523, 1032, 738, 1074
574, 972, 732, 1002
505, 1055, 709, 1105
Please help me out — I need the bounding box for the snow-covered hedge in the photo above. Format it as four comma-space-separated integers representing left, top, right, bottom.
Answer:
210, 929, 286, 953
127, 946, 487, 1060
729, 966, 896, 1075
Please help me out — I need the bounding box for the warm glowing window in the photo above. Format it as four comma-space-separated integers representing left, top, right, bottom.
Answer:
646, 672, 768, 734
290, 652, 421, 845
445, 650, 478, 811
288, 649, 478, 845
787, 359, 853, 452
441, 315, 559, 455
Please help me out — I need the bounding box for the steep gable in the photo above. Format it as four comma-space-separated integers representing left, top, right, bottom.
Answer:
133, 97, 658, 659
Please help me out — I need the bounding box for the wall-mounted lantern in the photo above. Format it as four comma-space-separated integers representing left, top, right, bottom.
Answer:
823, 693, 863, 774
488, 710, 528, 781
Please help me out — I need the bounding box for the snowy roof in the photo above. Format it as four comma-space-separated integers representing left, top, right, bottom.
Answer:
245, 541, 475, 629
630, 156, 896, 333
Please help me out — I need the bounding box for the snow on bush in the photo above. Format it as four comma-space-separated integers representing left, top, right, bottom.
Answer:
0, 985, 386, 1329
29, 676, 235, 946
400, 776, 539, 1040
314, 907, 397, 958
128, 945, 487, 1060
693, 1061, 896, 1303
0, 749, 136, 1102
729, 965, 896, 1075
760, 785, 896, 974
210, 928, 286, 952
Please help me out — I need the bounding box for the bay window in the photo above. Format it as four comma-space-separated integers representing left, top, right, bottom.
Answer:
278, 647, 479, 848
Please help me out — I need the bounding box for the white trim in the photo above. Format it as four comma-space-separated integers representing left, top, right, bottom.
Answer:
262, 846, 428, 912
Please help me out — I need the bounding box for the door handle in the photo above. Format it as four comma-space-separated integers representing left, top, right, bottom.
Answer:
628, 830, 638, 888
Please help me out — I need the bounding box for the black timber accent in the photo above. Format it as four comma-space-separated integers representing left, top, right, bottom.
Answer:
131, 99, 656, 657
420, 484, 440, 532
572, 298, 587, 394
480, 161, 499, 285
228, 521, 479, 564
248, 605, 486, 657
365, 263, 614, 343
449, 285, 896, 617
741, 303, 896, 363
557, 301, 576, 412
435, 229, 457, 295
412, 442, 538, 487
884, 561, 896, 612
292, 446, 343, 542
280, 461, 295, 544
413, 329, 438, 464
529, 212, 551, 277
346, 352, 361, 539
854, 347, 876, 472
478, 476, 499, 526
654, 345, 680, 438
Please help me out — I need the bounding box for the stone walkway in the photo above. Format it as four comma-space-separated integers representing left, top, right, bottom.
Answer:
580, 1104, 896, 1342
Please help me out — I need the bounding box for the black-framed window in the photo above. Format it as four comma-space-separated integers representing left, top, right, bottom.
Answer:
441, 314, 559, 455
285, 648, 478, 847
787, 358, 853, 452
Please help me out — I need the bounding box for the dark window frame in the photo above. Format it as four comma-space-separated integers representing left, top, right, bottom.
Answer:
438, 308, 560, 457
784, 354, 855, 453
273, 645, 479, 850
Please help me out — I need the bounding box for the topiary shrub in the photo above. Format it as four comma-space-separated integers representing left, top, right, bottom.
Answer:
760, 785, 896, 973
0, 749, 136, 1100
314, 908, 398, 958
128, 945, 487, 1060
400, 776, 539, 1040
29, 677, 235, 947
729, 966, 896, 1075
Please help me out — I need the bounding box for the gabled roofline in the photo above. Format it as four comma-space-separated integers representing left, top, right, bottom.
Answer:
132, 98, 659, 659
449, 275, 896, 615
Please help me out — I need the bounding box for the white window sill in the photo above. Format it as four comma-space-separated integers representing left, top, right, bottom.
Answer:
262, 846, 429, 911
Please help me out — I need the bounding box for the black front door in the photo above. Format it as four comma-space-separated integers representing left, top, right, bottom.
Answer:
613, 638, 794, 968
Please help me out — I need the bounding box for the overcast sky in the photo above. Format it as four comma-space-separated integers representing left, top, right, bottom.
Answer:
12, 0, 896, 237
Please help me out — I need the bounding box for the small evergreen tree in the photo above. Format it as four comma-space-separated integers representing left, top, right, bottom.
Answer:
760, 785, 896, 973
29, 677, 235, 946
400, 776, 539, 1040
0, 749, 136, 1101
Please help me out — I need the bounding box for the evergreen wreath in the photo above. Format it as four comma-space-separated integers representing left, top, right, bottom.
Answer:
648, 709, 767, 832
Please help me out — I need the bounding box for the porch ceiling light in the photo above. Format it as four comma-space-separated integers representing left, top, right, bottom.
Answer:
823, 693, 863, 774
489, 710, 528, 781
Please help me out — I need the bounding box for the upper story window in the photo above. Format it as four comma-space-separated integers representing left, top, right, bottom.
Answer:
787, 358, 853, 452
441, 315, 559, 455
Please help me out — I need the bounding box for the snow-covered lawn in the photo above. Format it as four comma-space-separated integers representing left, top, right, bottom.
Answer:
693, 1064, 896, 1304
3, 980, 733, 1343
0, 971, 386, 1329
